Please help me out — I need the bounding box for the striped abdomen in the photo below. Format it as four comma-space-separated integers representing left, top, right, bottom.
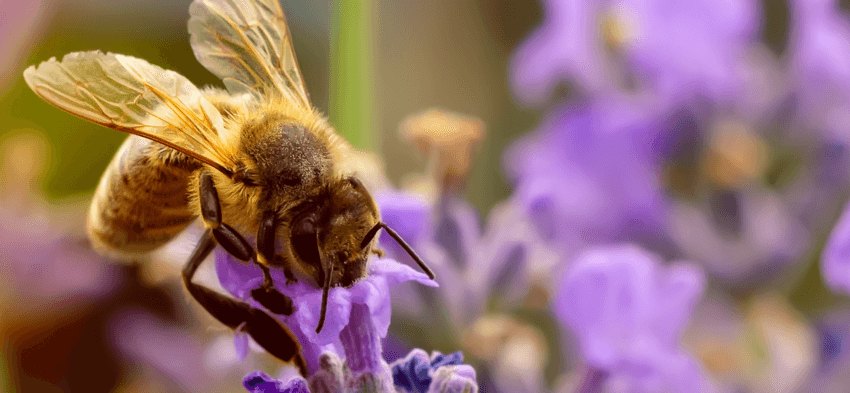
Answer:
88, 135, 201, 258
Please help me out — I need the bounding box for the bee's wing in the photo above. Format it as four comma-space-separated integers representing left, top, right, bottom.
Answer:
188, 0, 311, 107
23, 51, 238, 175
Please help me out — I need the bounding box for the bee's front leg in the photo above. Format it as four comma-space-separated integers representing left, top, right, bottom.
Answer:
199, 172, 294, 317
250, 209, 296, 315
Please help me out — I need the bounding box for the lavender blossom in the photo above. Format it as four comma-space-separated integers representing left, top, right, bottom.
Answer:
215, 249, 437, 375
0, 208, 119, 313
555, 244, 715, 392
503, 99, 669, 258
783, 0, 850, 227
823, 201, 850, 295
668, 187, 809, 286
802, 309, 850, 391
242, 349, 477, 393
511, 0, 760, 106
788, 0, 850, 146
377, 191, 556, 393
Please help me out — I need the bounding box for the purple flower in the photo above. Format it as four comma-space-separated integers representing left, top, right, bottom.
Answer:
823, 200, 850, 295
215, 250, 437, 374
804, 308, 850, 391
378, 191, 559, 326
511, 0, 760, 106
0, 208, 119, 311
244, 371, 309, 393
242, 349, 477, 393
555, 244, 715, 392
110, 309, 211, 390
668, 187, 809, 286
390, 350, 468, 393
503, 99, 669, 257
378, 192, 555, 393
788, 0, 850, 146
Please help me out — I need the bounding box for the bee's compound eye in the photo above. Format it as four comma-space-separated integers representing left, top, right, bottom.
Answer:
296, 215, 316, 235
335, 250, 350, 262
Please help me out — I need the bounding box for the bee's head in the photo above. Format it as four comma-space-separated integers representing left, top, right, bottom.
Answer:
288, 176, 378, 288
284, 176, 435, 333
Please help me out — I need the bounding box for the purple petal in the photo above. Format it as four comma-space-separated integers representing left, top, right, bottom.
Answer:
555, 245, 706, 367
369, 258, 438, 288
655, 262, 706, 345
391, 348, 432, 392
823, 200, 850, 295
338, 303, 384, 375
243, 370, 309, 393
234, 322, 249, 361
377, 191, 431, 244
110, 309, 208, 389
294, 287, 352, 345
215, 247, 263, 299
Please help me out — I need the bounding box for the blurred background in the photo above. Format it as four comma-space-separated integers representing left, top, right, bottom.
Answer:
6, 0, 850, 392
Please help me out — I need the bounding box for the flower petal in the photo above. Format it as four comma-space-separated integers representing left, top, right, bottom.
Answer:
369, 258, 438, 288
824, 200, 850, 295
234, 322, 250, 361
242, 370, 310, 393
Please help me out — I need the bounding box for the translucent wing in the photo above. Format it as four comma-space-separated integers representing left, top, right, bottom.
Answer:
23, 51, 238, 176
188, 0, 311, 107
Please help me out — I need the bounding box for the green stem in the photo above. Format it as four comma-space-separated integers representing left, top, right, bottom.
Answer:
330, 0, 376, 152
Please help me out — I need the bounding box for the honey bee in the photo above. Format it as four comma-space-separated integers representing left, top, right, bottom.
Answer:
23, 0, 432, 376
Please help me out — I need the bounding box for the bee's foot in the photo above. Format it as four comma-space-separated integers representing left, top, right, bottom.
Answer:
251, 286, 294, 316
283, 266, 298, 285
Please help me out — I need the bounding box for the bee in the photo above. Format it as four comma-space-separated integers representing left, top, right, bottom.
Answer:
23, 0, 433, 376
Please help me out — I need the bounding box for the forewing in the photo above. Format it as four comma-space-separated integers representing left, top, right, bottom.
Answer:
23, 51, 237, 175
188, 0, 311, 107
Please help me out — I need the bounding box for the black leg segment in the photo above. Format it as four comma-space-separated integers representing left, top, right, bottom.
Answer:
213, 223, 255, 262
252, 209, 294, 315
181, 229, 307, 376
185, 176, 307, 375
199, 172, 222, 228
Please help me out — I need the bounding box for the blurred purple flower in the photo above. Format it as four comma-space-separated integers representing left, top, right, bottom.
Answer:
110, 309, 210, 390
511, 0, 760, 106
788, 0, 850, 146
823, 200, 850, 295
555, 244, 715, 392
0, 209, 119, 311
377, 191, 558, 327
503, 99, 669, 258
378, 192, 557, 393
215, 250, 437, 374
805, 308, 850, 391
668, 187, 809, 286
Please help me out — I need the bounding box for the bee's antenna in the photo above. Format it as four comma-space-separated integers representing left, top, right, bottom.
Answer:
360, 223, 382, 249
370, 222, 435, 280
315, 239, 334, 334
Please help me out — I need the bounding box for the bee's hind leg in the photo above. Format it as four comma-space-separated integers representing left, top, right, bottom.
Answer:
181, 228, 307, 376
